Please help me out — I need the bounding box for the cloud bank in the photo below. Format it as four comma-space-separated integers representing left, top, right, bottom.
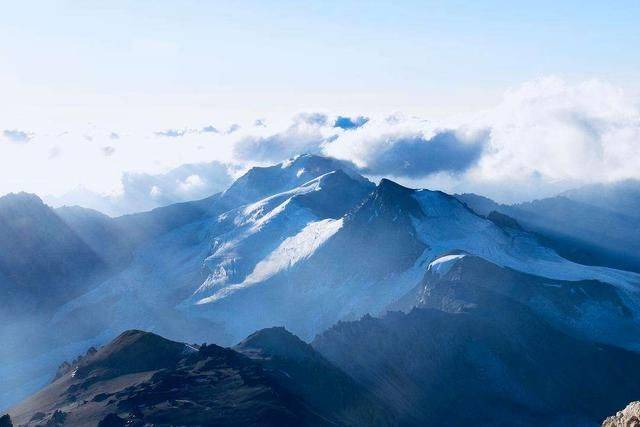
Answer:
324, 127, 487, 178
230, 77, 640, 202
476, 77, 640, 186
4, 77, 640, 210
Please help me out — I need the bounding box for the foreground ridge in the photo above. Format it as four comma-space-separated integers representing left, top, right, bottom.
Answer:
9, 328, 391, 427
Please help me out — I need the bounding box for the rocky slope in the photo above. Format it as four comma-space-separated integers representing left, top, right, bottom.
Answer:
603, 401, 640, 426
9, 329, 392, 426
391, 253, 639, 349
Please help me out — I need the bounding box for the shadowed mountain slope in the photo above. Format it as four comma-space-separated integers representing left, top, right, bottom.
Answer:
0, 193, 107, 319
313, 302, 640, 426
457, 191, 640, 273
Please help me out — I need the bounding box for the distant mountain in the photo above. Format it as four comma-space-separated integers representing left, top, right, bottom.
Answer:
457, 192, 640, 272
55, 205, 137, 268
9, 329, 392, 427
0, 193, 107, 319
561, 179, 640, 220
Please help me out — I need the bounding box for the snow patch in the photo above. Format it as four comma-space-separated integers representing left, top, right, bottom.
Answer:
428, 254, 466, 276
183, 344, 199, 354
410, 190, 640, 291
245, 218, 344, 284
280, 155, 301, 169
196, 218, 343, 304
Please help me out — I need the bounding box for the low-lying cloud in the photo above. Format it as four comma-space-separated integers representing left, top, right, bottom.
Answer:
49, 161, 234, 216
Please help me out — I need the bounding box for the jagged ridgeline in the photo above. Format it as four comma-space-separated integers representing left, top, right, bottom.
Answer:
2, 155, 640, 426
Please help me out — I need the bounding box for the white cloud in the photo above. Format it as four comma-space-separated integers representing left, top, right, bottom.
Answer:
227, 80, 640, 202
299, 78, 640, 202
155, 128, 188, 138
101, 146, 116, 156
200, 125, 219, 134
323, 120, 487, 177
233, 113, 333, 162
457, 77, 640, 201
477, 77, 640, 181
178, 174, 205, 192
226, 124, 241, 134
3, 77, 640, 207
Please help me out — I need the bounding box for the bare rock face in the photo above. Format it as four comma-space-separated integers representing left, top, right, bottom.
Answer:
603, 401, 640, 426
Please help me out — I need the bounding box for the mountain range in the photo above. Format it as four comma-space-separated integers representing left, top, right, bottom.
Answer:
457, 181, 640, 273
2, 154, 640, 425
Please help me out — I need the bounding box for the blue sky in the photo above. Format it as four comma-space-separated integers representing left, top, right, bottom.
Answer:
2, 0, 639, 117
1, 1, 640, 206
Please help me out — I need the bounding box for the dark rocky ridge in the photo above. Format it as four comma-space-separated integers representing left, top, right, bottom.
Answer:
10, 329, 392, 426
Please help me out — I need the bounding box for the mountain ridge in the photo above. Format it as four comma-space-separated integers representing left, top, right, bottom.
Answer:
9, 328, 392, 427
3, 154, 640, 418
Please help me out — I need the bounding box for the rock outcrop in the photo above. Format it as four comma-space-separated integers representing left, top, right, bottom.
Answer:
603, 401, 640, 426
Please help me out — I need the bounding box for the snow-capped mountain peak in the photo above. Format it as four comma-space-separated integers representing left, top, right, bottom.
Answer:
221, 154, 366, 206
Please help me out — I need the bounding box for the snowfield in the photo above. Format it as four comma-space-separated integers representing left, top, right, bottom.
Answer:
197, 218, 344, 304
47, 155, 640, 361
